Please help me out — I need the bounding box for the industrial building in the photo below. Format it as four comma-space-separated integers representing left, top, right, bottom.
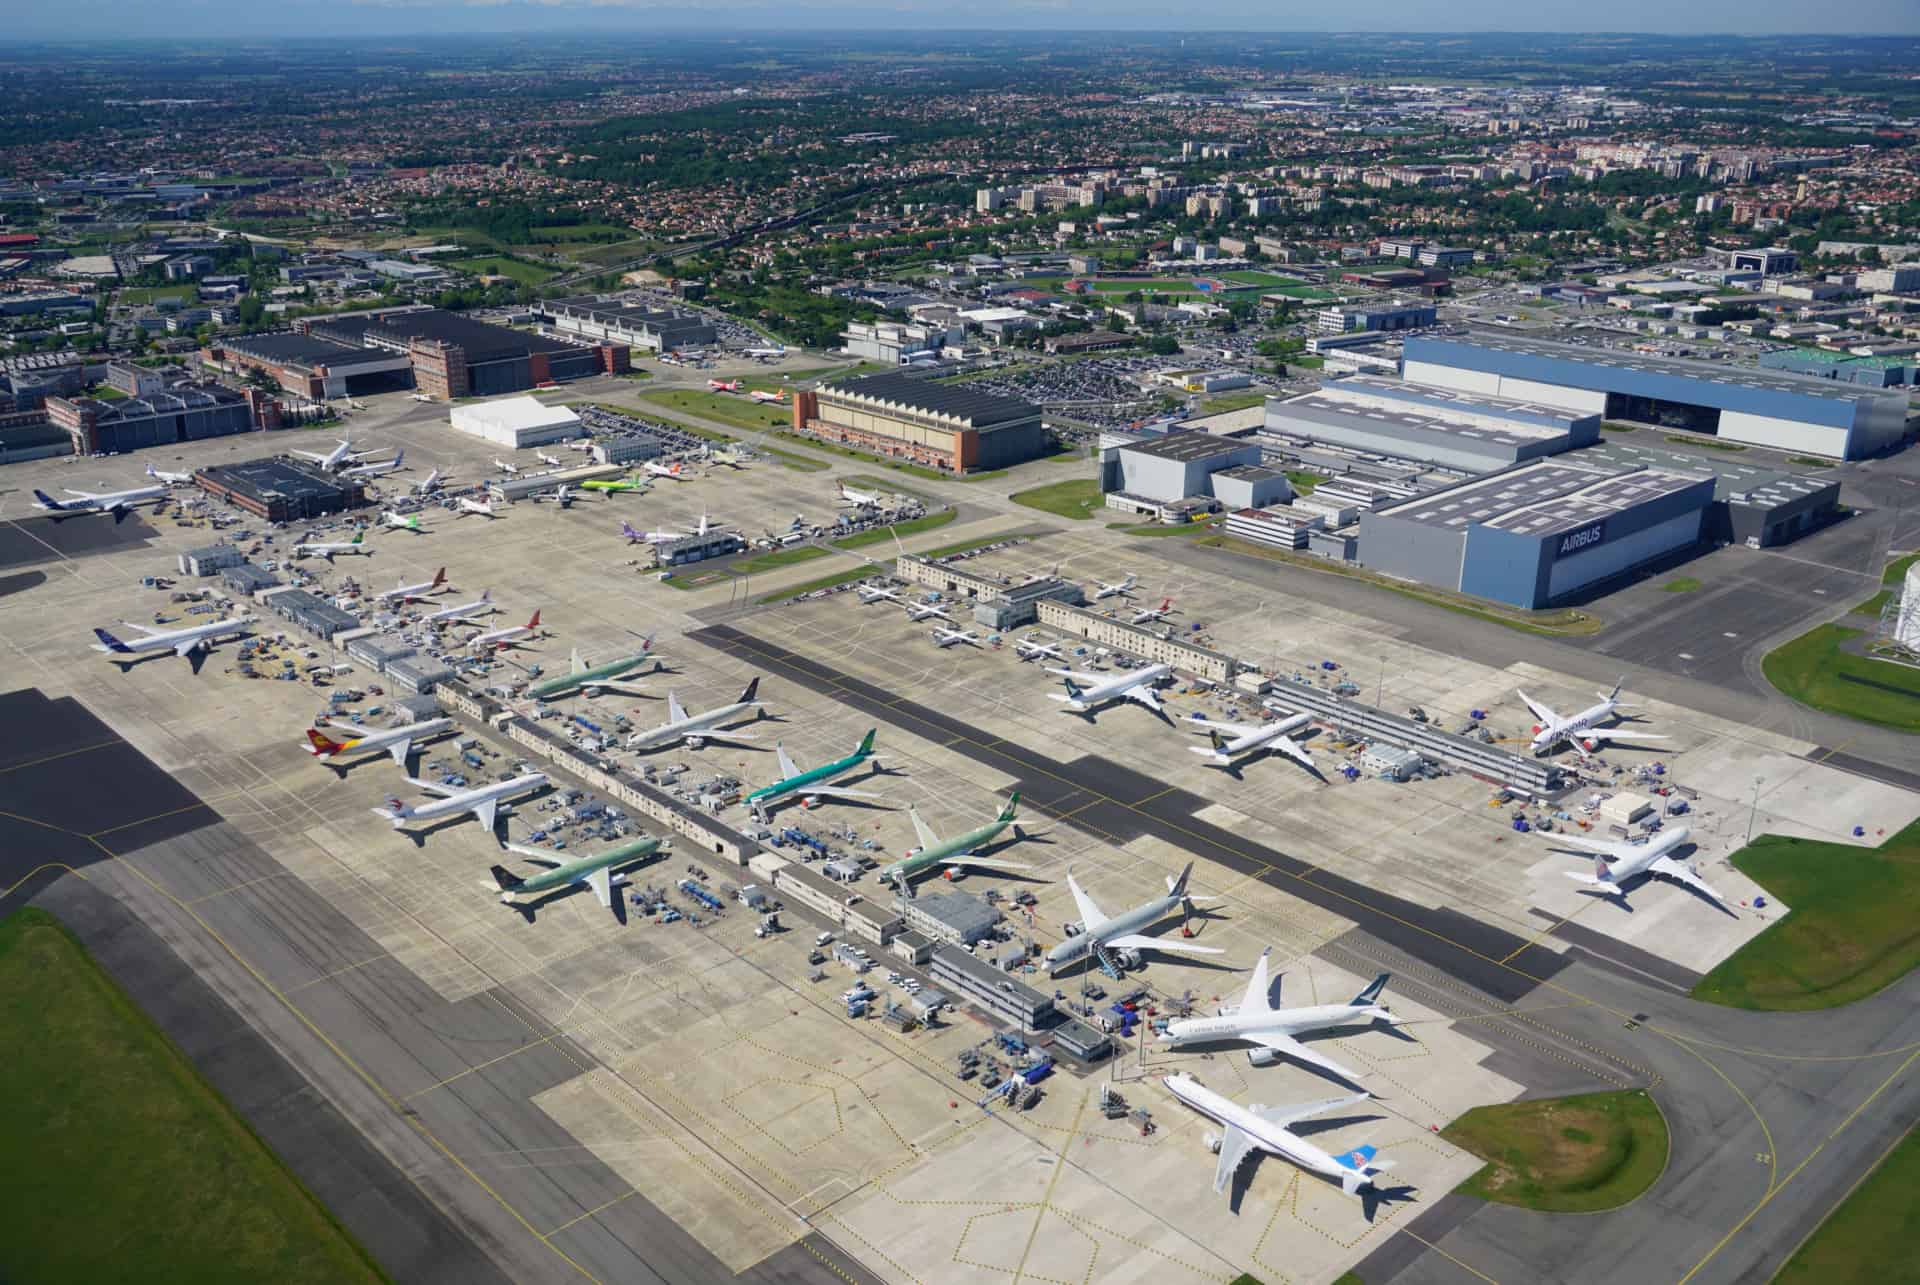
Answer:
178, 544, 243, 577
193, 457, 367, 523
1756, 348, 1917, 390
840, 321, 949, 364
894, 890, 1001, 947
969, 576, 1086, 630
1402, 334, 1909, 459
385, 656, 455, 695
1263, 375, 1601, 474
1572, 437, 1844, 548
650, 526, 745, 567
1208, 465, 1294, 510
215, 332, 414, 400
45, 383, 264, 455
793, 373, 1044, 474
1103, 431, 1263, 504
1035, 600, 1238, 682
1316, 300, 1437, 334
1360, 459, 1716, 608
927, 946, 1054, 1029
262, 587, 359, 641
450, 397, 584, 449
306, 308, 624, 400
0, 418, 72, 465
484, 464, 625, 503
542, 297, 716, 353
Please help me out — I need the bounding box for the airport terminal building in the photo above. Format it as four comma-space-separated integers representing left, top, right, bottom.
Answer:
1403, 334, 1910, 460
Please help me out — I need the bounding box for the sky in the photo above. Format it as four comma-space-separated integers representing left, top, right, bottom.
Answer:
4, 0, 1919, 39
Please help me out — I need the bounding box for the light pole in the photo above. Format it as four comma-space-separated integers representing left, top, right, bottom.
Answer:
1746, 775, 1764, 847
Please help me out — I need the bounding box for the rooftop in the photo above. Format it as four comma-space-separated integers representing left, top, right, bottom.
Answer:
1273, 391, 1567, 450
314, 308, 577, 364
1571, 438, 1840, 508
65, 383, 249, 425
196, 456, 361, 504
223, 331, 378, 370
825, 372, 1036, 427
1122, 430, 1257, 463
1377, 459, 1707, 538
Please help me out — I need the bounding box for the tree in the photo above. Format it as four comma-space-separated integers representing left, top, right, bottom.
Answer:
1146, 334, 1180, 356
236, 296, 265, 327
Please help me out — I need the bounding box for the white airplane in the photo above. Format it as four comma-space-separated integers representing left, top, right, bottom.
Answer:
537, 451, 564, 467
1159, 948, 1399, 1080
566, 440, 595, 453
91, 615, 253, 662
643, 461, 688, 480
493, 458, 520, 476
144, 464, 193, 486
1045, 863, 1222, 974
857, 584, 905, 605
838, 482, 885, 508
1092, 574, 1137, 601
1551, 825, 1729, 909
378, 567, 446, 602
412, 469, 445, 495
409, 393, 435, 403
1015, 638, 1064, 663
1131, 596, 1175, 626
32, 483, 166, 518
380, 510, 424, 533
904, 601, 952, 622
423, 588, 493, 623
749, 390, 785, 405
290, 439, 379, 472
293, 531, 371, 561
744, 346, 787, 358
1519, 681, 1666, 760
303, 717, 454, 768
529, 484, 573, 507
342, 449, 404, 480
931, 626, 980, 649
372, 772, 548, 836
466, 610, 540, 652
1163, 1073, 1395, 1200
455, 497, 499, 519
626, 678, 763, 750
1047, 662, 1173, 715
623, 514, 722, 545
1190, 710, 1315, 769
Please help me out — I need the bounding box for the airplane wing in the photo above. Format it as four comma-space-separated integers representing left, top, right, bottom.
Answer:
1044, 667, 1103, 684
120, 621, 168, 636
1100, 933, 1224, 956
1065, 869, 1107, 929
1242, 1031, 1365, 1084
908, 807, 941, 851
958, 856, 1032, 873
384, 736, 415, 767
1252, 1092, 1371, 1130
1650, 856, 1730, 908
1270, 735, 1314, 768
1237, 952, 1272, 1015
501, 843, 562, 868
1543, 833, 1625, 856
775, 744, 801, 779
1596, 729, 1667, 742
1122, 685, 1165, 714
665, 692, 687, 724
473, 797, 500, 833
1190, 719, 1257, 736
1213, 1122, 1258, 1195
583, 680, 651, 697
1516, 689, 1559, 725
691, 728, 759, 745
800, 784, 881, 801
585, 864, 614, 909
406, 778, 461, 798
172, 637, 204, 658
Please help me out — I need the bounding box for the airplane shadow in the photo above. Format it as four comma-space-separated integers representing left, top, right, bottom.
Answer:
1360, 1183, 1421, 1223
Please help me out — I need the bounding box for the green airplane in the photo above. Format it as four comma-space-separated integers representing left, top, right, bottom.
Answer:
880, 793, 1032, 890
580, 476, 648, 495
488, 834, 665, 913
526, 637, 658, 700
746, 730, 881, 815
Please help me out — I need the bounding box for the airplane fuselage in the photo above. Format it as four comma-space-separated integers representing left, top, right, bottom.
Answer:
1046, 893, 1181, 970
526, 652, 652, 700
93, 616, 252, 657
1591, 825, 1692, 884
881, 815, 1013, 885
627, 700, 754, 749
1054, 663, 1171, 711
746, 748, 872, 808
500, 836, 662, 902
379, 773, 546, 828
1163, 1074, 1374, 1191
308, 718, 453, 761
1162, 1002, 1376, 1047
1202, 712, 1312, 762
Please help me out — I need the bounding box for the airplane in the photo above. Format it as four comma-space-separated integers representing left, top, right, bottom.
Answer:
92, 615, 253, 663
409, 393, 436, 404
643, 461, 687, 480
372, 772, 549, 836
380, 510, 424, 533
708, 378, 741, 393
292, 531, 372, 561
1044, 863, 1222, 975
537, 451, 564, 467
838, 482, 885, 508
748, 390, 786, 405
879, 793, 1030, 891
625, 514, 723, 545
1047, 662, 1174, 715
904, 601, 952, 622
303, 718, 454, 769
857, 585, 905, 605
342, 449, 405, 480
1189, 710, 1315, 769
529, 484, 573, 507
625, 677, 763, 751
454, 497, 500, 519
1162, 1073, 1395, 1200
422, 588, 493, 623
290, 438, 381, 472
706, 446, 750, 467
412, 469, 446, 495
580, 476, 648, 495
1519, 681, 1665, 760
466, 610, 541, 652
566, 440, 595, 453
524, 638, 659, 700
1092, 574, 1137, 601
489, 834, 667, 914
1014, 638, 1064, 663
378, 567, 446, 603
1131, 596, 1175, 626
32, 483, 166, 518
144, 464, 193, 486
744, 346, 787, 358
493, 458, 521, 476
1158, 948, 1399, 1080
1550, 825, 1729, 910
930, 626, 980, 649
744, 730, 882, 816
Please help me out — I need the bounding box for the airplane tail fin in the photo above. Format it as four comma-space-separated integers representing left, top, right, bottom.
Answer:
1062, 677, 1083, 700
1606, 677, 1624, 702
527, 610, 541, 630
305, 728, 346, 755
375, 797, 414, 822
351, 531, 364, 545
998, 792, 1019, 823
145, 465, 158, 479
739, 676, 761, 704
489, 864, 524, 891
855, 729, 876, 756
480, 588, 491, 602
1335, 1145, 1384, 1195
92, 627, 133, 653
1594, 854, 1613, 882
1169, 861, 1195, 898
33, 489, 63, 509
430, 567, 446, 588
1349, 973, 1390, 1007
1209, 729, 1227, 752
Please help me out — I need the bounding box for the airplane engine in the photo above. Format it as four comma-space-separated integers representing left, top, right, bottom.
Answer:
685, 736, 706, 750
1531, 723, 1543, 734
1581, 738, 1598, 752
1203, 1131, 1222, 1155
1115, 948, 1144, 970
1063, 921, 1083, 937
1247, 1047, 1281, 1068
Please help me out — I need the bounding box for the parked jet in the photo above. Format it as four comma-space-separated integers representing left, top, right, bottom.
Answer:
1551, 825, 1728, 909
92, 615, 253, 663
372, 771, 548, 835
624, 514, 722, 544
643, 461, 687, 480
529, 484, 573, 507
580, 476, 647, 495
1163, 1074, 1394, 1200
454, 497, 499, 519
493, 458, 520, 476
467, 610, 541, 652
708, 378, 741, 392
1159, 949, 1399, 1080
857, 584, 905, 605
422, 588, 493, 623
1047, 662, 1173, 715
1519, 681, 1665, 759
377, 567, 446, 603
1092, 574, 1137, 601
838, 482, 886, 508
144, 464, 193, 486
1014, 638, 1064, 663
537, 451, 564, 467
33, 483, 165, 518
744, 730, 882, 816
489, 835, 666, 913
707, 445, 751, 467
293, 531, 371, 561
1044, 863, 1222, 974
744, 346, 787, 358
381, 510, 424, 533
904, 601, 952, 622
342, 449, 405, 480
748, 390, 785, 405
304, 718, 454, 769
930, 626, 980, 649
1131, 597, 1175, 626
625, 678, 763, 750
880, 794, 1030, 890
524, 640, 658, 700
1190, 711, 1315, 769
290, 438, 378, 472
412, 469, 445, 495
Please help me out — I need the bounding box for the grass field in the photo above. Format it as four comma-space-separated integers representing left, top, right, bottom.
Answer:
1199, 391, 1271, 414
1286, 470, 1328, 495
448, 256, 555, 286
1692, 820, 1920, 1010
1762, 623, 1920, 732
640, 388, 791, 432
118, 283, 196, 305
0, 908, 389, 1285
757, 564, 877, 604
1443, 1090, 1668, 1213
734, 545, 831, 575
1775, 1126, 1919, 1285
1010, 477, 1104, 520
1663, 577, 1703, 593
832, 508, 956, 549
1855, 551, 1918, 614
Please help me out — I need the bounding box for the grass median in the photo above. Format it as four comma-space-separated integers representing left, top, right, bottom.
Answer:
1775, 1125, 1919, 1285
1761, 623, 1920, 733
1442, 1090, 1668, 1213
831, 508, 956, 549
1010, 477, 1104, 520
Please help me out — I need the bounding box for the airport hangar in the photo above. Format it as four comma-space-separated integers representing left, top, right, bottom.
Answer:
790, 371, 1045, 474
1402, 332, 1910, 460
213, 332, 416, 400
305, 308, 628, 400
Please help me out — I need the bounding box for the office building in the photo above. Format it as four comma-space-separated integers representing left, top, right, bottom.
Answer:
264, 588, 360, 641
1723, 247, 1798, 276
178, 544, 244, 577
1572, 437, 1844, 548
193, 457, 367, 523
1402, 334, 1908, 459
1858, 266, 1920, 294
840, 321, 947, 365
450, 397, 583, 449
1316, 300, 1437, 334
895, 890, 1001, 947
1209, 464, 1293, 510
793, 372, 1044, 474
45, 384, 262, 455
542, 297, 714, 353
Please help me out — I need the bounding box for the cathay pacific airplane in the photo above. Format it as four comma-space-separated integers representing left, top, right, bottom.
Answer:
1047, 662, 1172, 715
1159, 948, 1399, 1082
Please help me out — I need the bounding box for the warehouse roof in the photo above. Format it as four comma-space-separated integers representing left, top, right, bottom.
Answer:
66, 383, 249, 425
824, 372, 1036, 427
1377, 459, 1707, 537
223, 331, 380, 370
1274, 392, 1567, 450
316, 308, 576, 364
1122, 430, 1256, 463
1571, 439, 1839, 510
196, 456, 361, 505
455, 396, 580, 432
